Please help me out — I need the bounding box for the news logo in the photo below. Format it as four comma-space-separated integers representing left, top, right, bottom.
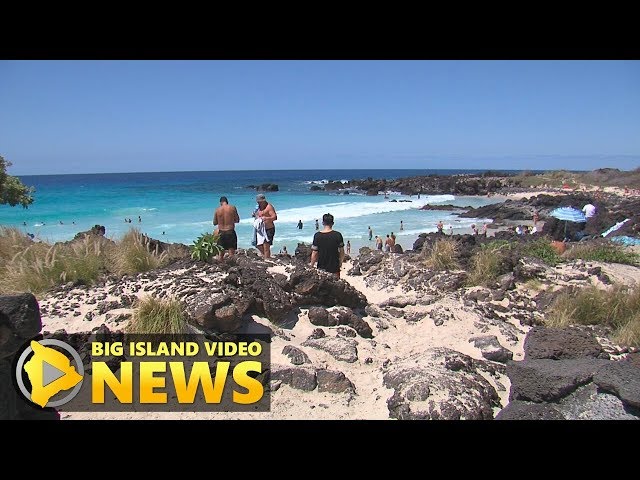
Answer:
12, 334, 271, 412
15, 339, 84, 408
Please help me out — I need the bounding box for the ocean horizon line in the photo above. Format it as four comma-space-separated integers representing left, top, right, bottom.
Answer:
15, 167, 575, 178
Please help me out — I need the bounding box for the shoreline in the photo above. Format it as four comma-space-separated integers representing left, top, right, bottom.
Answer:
3, 180, 639, 420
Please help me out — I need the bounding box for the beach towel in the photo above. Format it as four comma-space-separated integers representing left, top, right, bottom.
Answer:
609, 235, 640, 246
253, 217, 267, 246
601, 218, 630, 238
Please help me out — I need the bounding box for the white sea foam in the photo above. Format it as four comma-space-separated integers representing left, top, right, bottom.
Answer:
239, 195, 456, 225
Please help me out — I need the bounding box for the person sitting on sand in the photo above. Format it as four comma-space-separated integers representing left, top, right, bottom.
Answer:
213, 196, 240, 260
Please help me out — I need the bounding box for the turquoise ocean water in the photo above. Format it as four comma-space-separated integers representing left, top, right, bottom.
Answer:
0, 169, 505, 254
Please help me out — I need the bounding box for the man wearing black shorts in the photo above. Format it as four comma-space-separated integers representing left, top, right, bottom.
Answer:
213, 196, 240, 260
310, 213, 345, 278
255, 193, 278, 259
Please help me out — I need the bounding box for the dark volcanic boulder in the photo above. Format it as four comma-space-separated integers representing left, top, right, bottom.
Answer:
495, 400, 565, 420
256, 183, 279, 192
593, 362, 640, 410
469, 335, 513, 363
523, 326, 604, 360
317, 369, 355, 394
0, 293, 42, 359
270, 365, 317, 391
282, 345, 311, 365
507, 358, 610, 402
289, 268, 367, 309
184, 290, 253, 332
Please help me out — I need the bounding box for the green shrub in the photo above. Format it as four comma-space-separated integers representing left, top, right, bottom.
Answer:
564, 242, 639, 265
466, 242, 511, 287
546, 284, 640, 347
519, 238, 562, 266
422, 237, 460, 271
191, 232, 223, 262
127, 296, 187, 334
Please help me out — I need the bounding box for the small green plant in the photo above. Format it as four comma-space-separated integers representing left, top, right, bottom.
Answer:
546, 284, 640, 347
422, 237, 460, 271
523, 278, 545, 291
564, 242, 639, 265
127, 296, 187, 334
191, 232, 223, 261
520, 238, 562, 266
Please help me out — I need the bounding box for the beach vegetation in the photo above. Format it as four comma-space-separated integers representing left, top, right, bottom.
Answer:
422, 237, 460, 271
191, 232, 223, 262
0, 227, 172, 295
523, 278, 545, 291
466, 241, 512, 287
546, 284, 640, 347
0, 156, 34, 208
0, 236, 109, 294
519, 238, 562, 266
126, 295, 187, 334
563, 241, 639, 265
0, 226, 34, 261
110, 229, 168, 275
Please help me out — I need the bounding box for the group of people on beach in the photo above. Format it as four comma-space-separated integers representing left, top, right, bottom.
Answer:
213, 194, 346, 278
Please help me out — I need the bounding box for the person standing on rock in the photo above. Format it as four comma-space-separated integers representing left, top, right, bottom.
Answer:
213, 196, 240, 261
310, 213, 345, 279
254, 193, 277, 259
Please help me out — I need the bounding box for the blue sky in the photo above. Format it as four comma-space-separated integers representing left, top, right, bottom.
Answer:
1, 60, 639, 175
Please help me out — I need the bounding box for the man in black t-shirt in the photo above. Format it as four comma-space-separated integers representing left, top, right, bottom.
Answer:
310, 213, 345, 278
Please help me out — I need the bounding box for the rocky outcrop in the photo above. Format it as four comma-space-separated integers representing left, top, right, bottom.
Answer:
593, 362, 640, 409
289, 268, 367, 310
469, 335, 513, 363
495, 400, 565, 420
1, 294, 58, 420
282, 345, 310, 365
507, 358, 610, 403
247, 183, 279, 192
523, 326, 604, 360
269, 364, 355, 395
301, 336, 359, 363
384, 348, 501, 420
498, 326, 640, 420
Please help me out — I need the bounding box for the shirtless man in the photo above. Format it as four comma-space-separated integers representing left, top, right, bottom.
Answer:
213, 196, 240, 260
254, 193, 278, 259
